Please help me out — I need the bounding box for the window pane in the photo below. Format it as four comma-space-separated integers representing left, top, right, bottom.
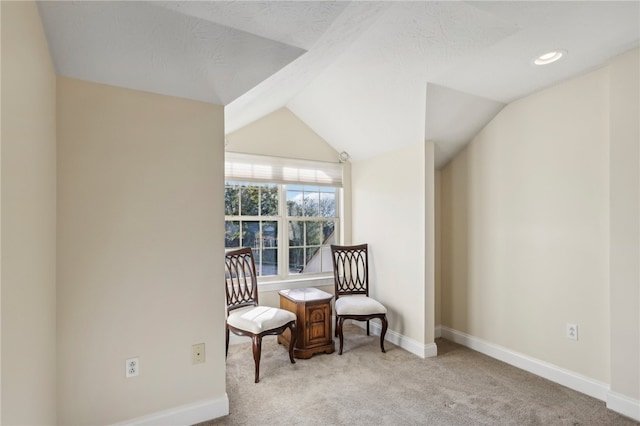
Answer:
303, 246, 321, 274
320, 245, 333, 273
261, 248, 278, 276
305, 221, 321, 245
225, 186, 239, 216
251, 249, 261, 275
260, 184, 278, 216
262, 221, 278, 248
304, 192, 320, 217
289, 248, 304, 274
320, 191, 335, 217
288, 220, 336, 275
225, 221, 240, 247
240, 185, 259, 216
287, 190, 303, 216
242, 221, 259, 248
323, 221, 336, 244
306, 246, 320, 263
288, 221, 304, 247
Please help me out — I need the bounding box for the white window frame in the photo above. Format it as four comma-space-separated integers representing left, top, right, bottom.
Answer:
224, 152, 343, 288
224, 182, 340, 283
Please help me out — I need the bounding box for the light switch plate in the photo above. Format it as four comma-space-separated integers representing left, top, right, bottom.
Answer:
192, 343, 205, 364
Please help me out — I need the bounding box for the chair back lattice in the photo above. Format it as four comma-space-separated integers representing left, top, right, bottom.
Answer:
331, 244, 369, 299
224, 247, 259, 313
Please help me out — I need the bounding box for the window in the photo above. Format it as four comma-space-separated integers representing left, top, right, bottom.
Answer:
224, 182, 279, 276
224, 182, 339, 279
224, 153, 342, 281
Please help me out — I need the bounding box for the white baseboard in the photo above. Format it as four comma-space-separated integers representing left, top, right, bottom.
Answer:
439, 326, 609, 401
224, 324, 640, 422
229, 318, 440, 359
227, 324, 640, 421
353, 320, 438, 359
111, 395, 229, 426
435, 326, 640, 421
607, 391, 640, 421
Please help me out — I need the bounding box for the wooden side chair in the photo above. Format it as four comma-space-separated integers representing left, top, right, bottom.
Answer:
330, 243, 388, 355
224, 247, 297, 383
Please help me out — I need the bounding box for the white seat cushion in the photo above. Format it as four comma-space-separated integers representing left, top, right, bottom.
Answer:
335, 295, 387, 316
227, 306, 296, 335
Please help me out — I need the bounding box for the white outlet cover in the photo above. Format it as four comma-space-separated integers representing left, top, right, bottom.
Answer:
126, 357, 139, 378
566, 323, 578, 341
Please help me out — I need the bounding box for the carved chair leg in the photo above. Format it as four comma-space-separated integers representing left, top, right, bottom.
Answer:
380, 315, 388, 353
335, 316, 338, 337
337, 316, 345, 355
366, 319, 370, 336
287, 321, 297, 364
252, 335, 262, 383
225, 327, 230, 359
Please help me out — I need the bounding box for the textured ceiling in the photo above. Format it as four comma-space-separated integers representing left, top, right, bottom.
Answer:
151, 1, 349, 50
288, 1, 519, 165
282, 1, 640, 166
38, 1, 310, 105
37, 1, 640, 168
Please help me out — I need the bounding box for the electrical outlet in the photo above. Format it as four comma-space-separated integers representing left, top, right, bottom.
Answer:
566, 323, 578, 341
126, 357, 139, 378
192, 343, 206, 364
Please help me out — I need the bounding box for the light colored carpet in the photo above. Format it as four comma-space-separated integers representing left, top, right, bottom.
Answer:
200, 325, 638, 426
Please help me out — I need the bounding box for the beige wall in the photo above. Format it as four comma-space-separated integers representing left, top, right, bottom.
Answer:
352, 142, 432, 346
1, 1, 58, 424
57, 77, 226, 424
441, 67, 611, 382
424, 141, 436, 343
434, 170, 442, 328
226, 107, 338, 162
609, 48, 639, 400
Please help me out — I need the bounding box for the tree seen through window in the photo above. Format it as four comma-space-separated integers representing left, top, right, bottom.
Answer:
225, 182, 338, 278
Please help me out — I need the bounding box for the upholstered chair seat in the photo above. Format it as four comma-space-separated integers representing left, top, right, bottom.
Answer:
227, 306, 297, 335
335, 295, 387, 316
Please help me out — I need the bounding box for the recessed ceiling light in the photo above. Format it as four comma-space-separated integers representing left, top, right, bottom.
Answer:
533, 50, 567, 65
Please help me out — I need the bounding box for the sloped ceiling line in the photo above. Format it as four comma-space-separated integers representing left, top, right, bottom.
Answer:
37, 1, 308, 105
37, 1, 640, 168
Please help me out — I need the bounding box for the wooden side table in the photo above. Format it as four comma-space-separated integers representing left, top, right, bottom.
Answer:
277, 287, 335, 359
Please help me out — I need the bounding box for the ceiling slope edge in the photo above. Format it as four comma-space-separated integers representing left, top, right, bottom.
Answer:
225, 1, 394, 134
426, 83, 506, 169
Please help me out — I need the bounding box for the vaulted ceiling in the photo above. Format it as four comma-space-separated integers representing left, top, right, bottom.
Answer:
37, 1, 640, 168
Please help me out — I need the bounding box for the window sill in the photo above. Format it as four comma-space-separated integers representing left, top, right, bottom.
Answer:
257, 275, 334, 292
